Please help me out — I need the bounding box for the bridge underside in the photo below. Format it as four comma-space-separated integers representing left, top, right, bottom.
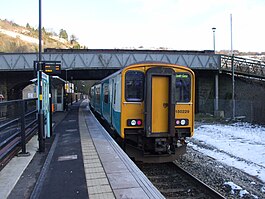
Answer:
0, 68, 118, 100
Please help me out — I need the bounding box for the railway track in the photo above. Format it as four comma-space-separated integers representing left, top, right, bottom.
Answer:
135, 162, 226, 199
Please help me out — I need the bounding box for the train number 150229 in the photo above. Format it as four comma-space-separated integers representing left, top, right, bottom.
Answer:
176, 110, 190, 114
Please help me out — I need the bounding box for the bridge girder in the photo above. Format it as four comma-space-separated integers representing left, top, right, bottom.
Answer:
0, 49, 220, 70
0, 49, 264, 79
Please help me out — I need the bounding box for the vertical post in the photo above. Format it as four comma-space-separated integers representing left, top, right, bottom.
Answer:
212, 27, 216, 53
38, 70, 45, 152
18, 100, 30, 156
231, 14, 235, 120
20, 101, 26, 153
39, 0, 42, 62
214, 74, 219, 114
71, 77, 73, 105
230, 14, 233, 56
49, 76, 53, 137
232, 54, 235, 120
37, 0, 45, 152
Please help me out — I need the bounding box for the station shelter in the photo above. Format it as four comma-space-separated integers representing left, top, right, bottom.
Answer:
23, 76, 68, 112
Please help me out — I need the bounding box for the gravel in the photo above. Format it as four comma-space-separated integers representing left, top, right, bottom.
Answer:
175, 143, 265, 199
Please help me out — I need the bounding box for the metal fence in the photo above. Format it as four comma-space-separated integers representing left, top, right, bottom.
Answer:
221, 55, 265, 78
0, 98, 38, 168
199, 99, 265, 124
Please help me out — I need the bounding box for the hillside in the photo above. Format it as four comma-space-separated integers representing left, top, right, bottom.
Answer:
0, 19, 81, 53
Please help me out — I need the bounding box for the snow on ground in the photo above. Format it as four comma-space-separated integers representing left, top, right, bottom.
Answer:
189, 123, 265, 183
224, 182, 249, 196
0, 28, 41, 44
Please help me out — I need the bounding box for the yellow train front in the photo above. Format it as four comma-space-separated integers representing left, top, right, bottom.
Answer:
90, 62, 195, 163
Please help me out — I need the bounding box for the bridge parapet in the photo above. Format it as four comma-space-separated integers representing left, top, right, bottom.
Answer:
221, 55, 265, 78
0, 50, 220, 70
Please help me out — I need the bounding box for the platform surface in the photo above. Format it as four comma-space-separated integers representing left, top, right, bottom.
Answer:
1, 100, 165, 199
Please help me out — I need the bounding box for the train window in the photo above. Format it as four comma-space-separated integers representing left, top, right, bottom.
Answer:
103, 83, 109, 103
176, 73, 191, 102
125, 71, 144, 102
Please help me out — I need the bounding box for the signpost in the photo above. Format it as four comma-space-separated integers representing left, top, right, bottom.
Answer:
35, 60, 61, 152
41, 72, 50, 138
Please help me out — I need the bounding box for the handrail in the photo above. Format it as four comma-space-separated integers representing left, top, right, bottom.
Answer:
0, 131, 20, 148
0, 98, 38, 167
0, 118, 20, 131
0, 98, 37, 106
221, 55, 265, 78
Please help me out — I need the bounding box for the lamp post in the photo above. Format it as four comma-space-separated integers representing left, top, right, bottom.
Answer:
212, 27, 219, 115
38, 0, 45, 152
212, 27, 216, 53
231, 14, 235, 120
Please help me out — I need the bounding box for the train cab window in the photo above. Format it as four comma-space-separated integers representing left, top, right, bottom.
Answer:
125, 71, 144, 102
103, 83, 109, 103
176, 73, 191, 102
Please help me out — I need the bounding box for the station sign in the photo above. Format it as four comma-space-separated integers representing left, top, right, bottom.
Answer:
42, 61, 61, 75
33, 61, 61, 76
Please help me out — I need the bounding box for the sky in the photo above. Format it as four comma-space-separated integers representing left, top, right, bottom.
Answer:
0, 0, 264, 52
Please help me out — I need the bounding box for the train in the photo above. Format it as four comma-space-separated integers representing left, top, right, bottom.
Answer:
89, 62, 195, 163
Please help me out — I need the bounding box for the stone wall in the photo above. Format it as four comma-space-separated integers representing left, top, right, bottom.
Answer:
197, 72, 265, 123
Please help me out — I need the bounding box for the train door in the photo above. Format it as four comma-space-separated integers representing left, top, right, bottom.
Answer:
145, 67, 176, 137
152, 76, 169, 132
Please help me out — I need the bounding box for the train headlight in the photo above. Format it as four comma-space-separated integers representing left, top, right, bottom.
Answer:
175, 119, 189, 126
131, 120, 136, 126
181, 119, 186, 125
127, 119, 142, 126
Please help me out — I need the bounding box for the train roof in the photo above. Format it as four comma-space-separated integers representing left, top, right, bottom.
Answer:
95, 61, 193, 84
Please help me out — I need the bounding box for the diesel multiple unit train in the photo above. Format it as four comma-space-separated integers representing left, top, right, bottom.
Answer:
89, 62, 195, 162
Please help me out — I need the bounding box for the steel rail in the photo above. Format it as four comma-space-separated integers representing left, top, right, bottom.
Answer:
173, 162, 226, 199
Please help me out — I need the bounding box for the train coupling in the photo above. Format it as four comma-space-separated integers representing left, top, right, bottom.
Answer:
155, 138, 174, 154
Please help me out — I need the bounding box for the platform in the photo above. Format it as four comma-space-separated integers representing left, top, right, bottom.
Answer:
80, 100, 165, 199
1, 100, 165, 199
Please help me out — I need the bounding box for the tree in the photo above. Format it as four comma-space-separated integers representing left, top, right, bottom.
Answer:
42, 27, 47, 35
26, 23, 30, 29
59, 29, 68, 40
70, 34, 78, 44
